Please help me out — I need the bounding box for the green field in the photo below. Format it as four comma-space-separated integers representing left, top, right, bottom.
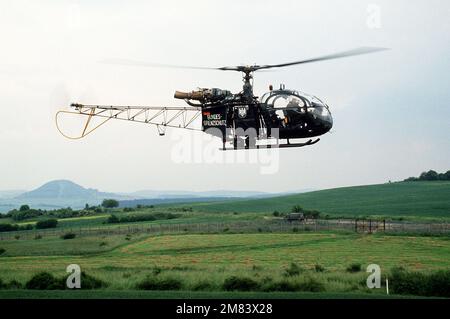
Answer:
0, 232, 448, 298
187, 182, 450, 220
0, 181, 449, 298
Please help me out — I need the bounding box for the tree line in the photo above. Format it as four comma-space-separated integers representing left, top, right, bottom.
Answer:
404, 169, 450, 181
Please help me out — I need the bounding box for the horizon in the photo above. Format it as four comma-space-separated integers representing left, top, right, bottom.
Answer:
1, 168, 445, 195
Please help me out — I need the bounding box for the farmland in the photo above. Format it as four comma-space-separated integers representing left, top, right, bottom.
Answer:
0, 231, 449, 298
0, 181, 449, 298
187, 181, 450, 220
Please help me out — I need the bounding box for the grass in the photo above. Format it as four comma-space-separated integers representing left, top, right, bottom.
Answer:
0, 290, 424, 299
186, 181, 450, 220
0, 232, 448, 297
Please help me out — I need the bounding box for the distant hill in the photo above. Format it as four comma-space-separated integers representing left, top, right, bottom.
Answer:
128, 190, 280, 199
17, 180, 106, 200
0, 180, 129, 212
0, 180, 281, 212
187, 181, 450, 219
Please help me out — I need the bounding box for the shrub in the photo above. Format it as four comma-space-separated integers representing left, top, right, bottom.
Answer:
223, 276, 259, 291
298, 278, 326, 292
14, 235, 20, 240
34, 234, 42, 240
0, 248, 5, 256
99, 241, 107, 247
273, 211, 280, 217
25, 272, 64, 290
36, 219, 58, 229
107, 214, 119, 223
192, 280, 214, 291
61, 232, 76, 240
136, 276, 183, 290
390, 268, 450, 297
6, 279, 23, 289
284, 263, 303, 277
314, 264, 325, 272
106, 213, 179, 224
0, 223, 19, 232
264, 280, 300, 292
292, 227, 299, 233
346, 263, 362, 273
76, 272, 107, 289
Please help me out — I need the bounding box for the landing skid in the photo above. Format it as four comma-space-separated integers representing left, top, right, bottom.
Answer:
220, 138, 320, 151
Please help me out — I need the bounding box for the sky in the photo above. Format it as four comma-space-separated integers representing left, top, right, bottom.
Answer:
0, 0, 449, 193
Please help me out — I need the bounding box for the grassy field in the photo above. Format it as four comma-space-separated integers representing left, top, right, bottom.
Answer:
0, 232, 448, 298
0, 290, 424, 299
187, 182, 450, 220
0, 181, 449, 298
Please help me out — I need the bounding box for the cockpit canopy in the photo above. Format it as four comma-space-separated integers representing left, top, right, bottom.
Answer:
260, 88, 332, 124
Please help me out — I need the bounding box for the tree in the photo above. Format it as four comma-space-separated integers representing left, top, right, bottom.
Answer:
101, 199, 119, 209
419, 170, 439, 181
292, 205, 304, 213
19, 205, 30, 212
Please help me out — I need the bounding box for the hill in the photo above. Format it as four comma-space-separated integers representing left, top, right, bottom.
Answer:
17, 180, 105, 200
188, 181, 450, 219
0, 180, 128, 212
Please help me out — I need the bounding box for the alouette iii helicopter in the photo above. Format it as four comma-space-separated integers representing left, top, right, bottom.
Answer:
56, 47, 387, 150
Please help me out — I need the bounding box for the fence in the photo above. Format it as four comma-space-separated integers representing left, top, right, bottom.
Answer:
0, 218, 449, 241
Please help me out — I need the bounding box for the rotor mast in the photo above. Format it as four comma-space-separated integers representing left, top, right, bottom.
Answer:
242, 68, 254, 102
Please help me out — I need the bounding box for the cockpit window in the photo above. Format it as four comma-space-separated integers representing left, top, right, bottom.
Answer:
263, 92, 306, 109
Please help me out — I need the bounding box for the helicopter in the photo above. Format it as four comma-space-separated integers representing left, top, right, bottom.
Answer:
56, 47, 387, 150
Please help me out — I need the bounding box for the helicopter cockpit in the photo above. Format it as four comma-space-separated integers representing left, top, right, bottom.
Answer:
260, 87, 333, 138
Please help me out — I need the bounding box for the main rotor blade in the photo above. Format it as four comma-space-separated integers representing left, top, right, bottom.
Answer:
99, 58, 220, 70
253, 47, 389, 71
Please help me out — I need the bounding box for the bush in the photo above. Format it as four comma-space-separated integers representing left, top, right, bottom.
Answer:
0, 248, 5, 256
61, 232, 76, 240
6, 279, 23, 289
136, 276, 183, 290
0, 223, 19, 232
192, 280, 214, 291
298, 278, 326, 292
36, 219, 58, 229
264, 280, 300, 292
25, 272, 64, 290
390, 268, 450, 297
284, 263, 303, 277
314, 264, 325, 272
106, 213, 179, 224
223, 276, 259, 291
273, 211, 280, 217
346, 263, 362, 273
34, 234, 42, 240
67, 272, 106, 289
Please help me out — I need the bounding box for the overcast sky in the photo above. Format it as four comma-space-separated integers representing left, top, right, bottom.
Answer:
0, 0, 449, 193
